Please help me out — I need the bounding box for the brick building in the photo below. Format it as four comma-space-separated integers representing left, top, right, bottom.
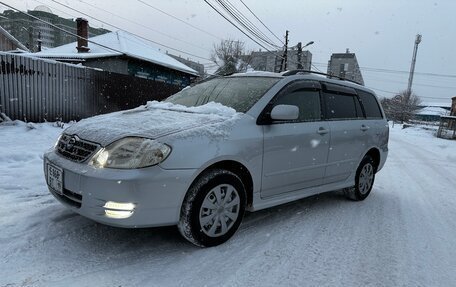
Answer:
0, 6, 109, 51
327, 49, 364, 85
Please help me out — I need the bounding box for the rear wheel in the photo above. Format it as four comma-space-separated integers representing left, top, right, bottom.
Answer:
178, 169, 246, 247
345, 155, 376, 201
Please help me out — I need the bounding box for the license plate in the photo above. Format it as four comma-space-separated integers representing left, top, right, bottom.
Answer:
47, 163, 63, 194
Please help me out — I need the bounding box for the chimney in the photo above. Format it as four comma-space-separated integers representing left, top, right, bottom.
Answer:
76, 18, 90, 53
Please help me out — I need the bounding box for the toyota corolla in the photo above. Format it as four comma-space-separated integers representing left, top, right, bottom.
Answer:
44, 71, 389, 247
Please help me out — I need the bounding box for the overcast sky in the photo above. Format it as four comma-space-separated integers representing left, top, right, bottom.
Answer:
1, 0, 455, 105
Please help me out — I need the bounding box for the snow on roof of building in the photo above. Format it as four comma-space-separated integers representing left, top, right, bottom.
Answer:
419, 102, 452, 108
416, 106, 450, 116
33, 30, 198, 76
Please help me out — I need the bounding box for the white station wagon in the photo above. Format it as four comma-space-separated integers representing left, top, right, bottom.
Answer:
44, 71, 389, 247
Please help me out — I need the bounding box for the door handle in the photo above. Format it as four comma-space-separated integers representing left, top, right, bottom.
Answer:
361, 125, 370, 131
317, 127, 329, 135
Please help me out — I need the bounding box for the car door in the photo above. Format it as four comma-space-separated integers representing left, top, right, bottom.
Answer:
260, 80, 330, 198
356, 89, 389, 150
321, 83, 368, 184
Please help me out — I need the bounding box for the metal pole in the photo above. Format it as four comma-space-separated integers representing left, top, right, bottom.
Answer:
284, 30, 289, 71
297, 42, 302, 69
279, 30, 289, 72
407, 34, 422, 97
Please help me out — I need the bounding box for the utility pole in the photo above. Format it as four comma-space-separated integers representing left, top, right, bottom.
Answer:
297, 42, 302, 69
279, 30, 289, 72
37, 31, 42, 52
406, 34, 422, 98
28, 27, 33, 52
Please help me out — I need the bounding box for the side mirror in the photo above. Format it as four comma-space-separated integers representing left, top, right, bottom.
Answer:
270, 104, 299, 121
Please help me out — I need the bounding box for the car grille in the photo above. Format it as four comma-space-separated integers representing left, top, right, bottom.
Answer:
56, 134, 98, 163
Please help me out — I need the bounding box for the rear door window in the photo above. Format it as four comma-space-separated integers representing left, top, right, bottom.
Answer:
323, 92, 363, 120
322, 82, 364, 120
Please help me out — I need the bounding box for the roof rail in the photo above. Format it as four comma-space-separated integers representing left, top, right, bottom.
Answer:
281, 69, 364, 86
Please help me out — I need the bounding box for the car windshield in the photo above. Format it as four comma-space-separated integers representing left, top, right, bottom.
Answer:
164, 76, 280, 113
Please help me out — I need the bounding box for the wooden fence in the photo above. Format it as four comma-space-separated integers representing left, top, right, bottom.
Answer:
0, 52, 181, 122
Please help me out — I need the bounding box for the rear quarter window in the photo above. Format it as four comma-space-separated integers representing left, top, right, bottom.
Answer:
357, 90, 383, 119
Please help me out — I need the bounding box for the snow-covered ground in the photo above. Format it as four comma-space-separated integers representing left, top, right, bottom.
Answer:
1, 121, 456, 287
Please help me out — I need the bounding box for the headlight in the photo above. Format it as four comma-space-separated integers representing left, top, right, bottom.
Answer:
54, 134, 62, 149
90, 137, 171, 169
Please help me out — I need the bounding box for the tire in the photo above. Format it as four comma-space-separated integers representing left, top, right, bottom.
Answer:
344, 155, 376, 201
178, 169, 246, 247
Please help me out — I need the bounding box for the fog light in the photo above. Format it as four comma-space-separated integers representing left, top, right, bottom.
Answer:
103, 201, 135, 219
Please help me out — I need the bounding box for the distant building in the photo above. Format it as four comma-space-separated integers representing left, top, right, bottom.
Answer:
418, 102, 451, 111
0, 25, 28, 51
327, 49, 364, 85
168, 54, 205, 77
0, 6, 109, 51
32, 19, 198, 88
451, 97, 456, 116
414, 106, 449, 122
248, 48, 312, 72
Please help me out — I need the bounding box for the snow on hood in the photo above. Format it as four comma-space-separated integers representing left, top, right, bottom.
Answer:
64, 102, 241, 146
144, 100, 237, 116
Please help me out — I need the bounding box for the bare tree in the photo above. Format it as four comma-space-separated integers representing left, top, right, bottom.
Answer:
381, 90, 421, 123
211, 39, 251, 75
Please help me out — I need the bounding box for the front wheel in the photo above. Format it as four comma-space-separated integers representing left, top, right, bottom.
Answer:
345, 155, 376, 201
178, 169, 246, 247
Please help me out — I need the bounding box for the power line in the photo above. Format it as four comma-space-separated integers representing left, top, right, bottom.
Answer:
363, 75, 456, 89
366, 86, 452, 101
49, 0, 212, 61
215, 0, 280, 49
311, 62, 452, 88
313, 61, 456, 78
35, 0, 211, 58
32, 0, 78, 19
204, 0, 315, 73
77, 0, 212, 54
0, 1, 125, 54
223, 0, 280, 48
368, 87, 398, 95
361, 66, 456, 78
136, 0, 221, 40
239, 0, 284, 45
203, 0, 275, 52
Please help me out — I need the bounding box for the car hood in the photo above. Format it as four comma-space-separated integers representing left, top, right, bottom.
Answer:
64, 102, 240, 146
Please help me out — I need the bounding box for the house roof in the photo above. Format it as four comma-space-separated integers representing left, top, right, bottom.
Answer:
0, 26, 29, 51
416, 106, 450, 116
33, 30, 198, 76
419, 102, 452, 108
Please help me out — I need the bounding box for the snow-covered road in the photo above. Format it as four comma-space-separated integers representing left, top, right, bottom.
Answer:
1, 122, 455, 287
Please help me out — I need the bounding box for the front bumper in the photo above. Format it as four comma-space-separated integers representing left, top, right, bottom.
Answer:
44, 150, 197, 228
